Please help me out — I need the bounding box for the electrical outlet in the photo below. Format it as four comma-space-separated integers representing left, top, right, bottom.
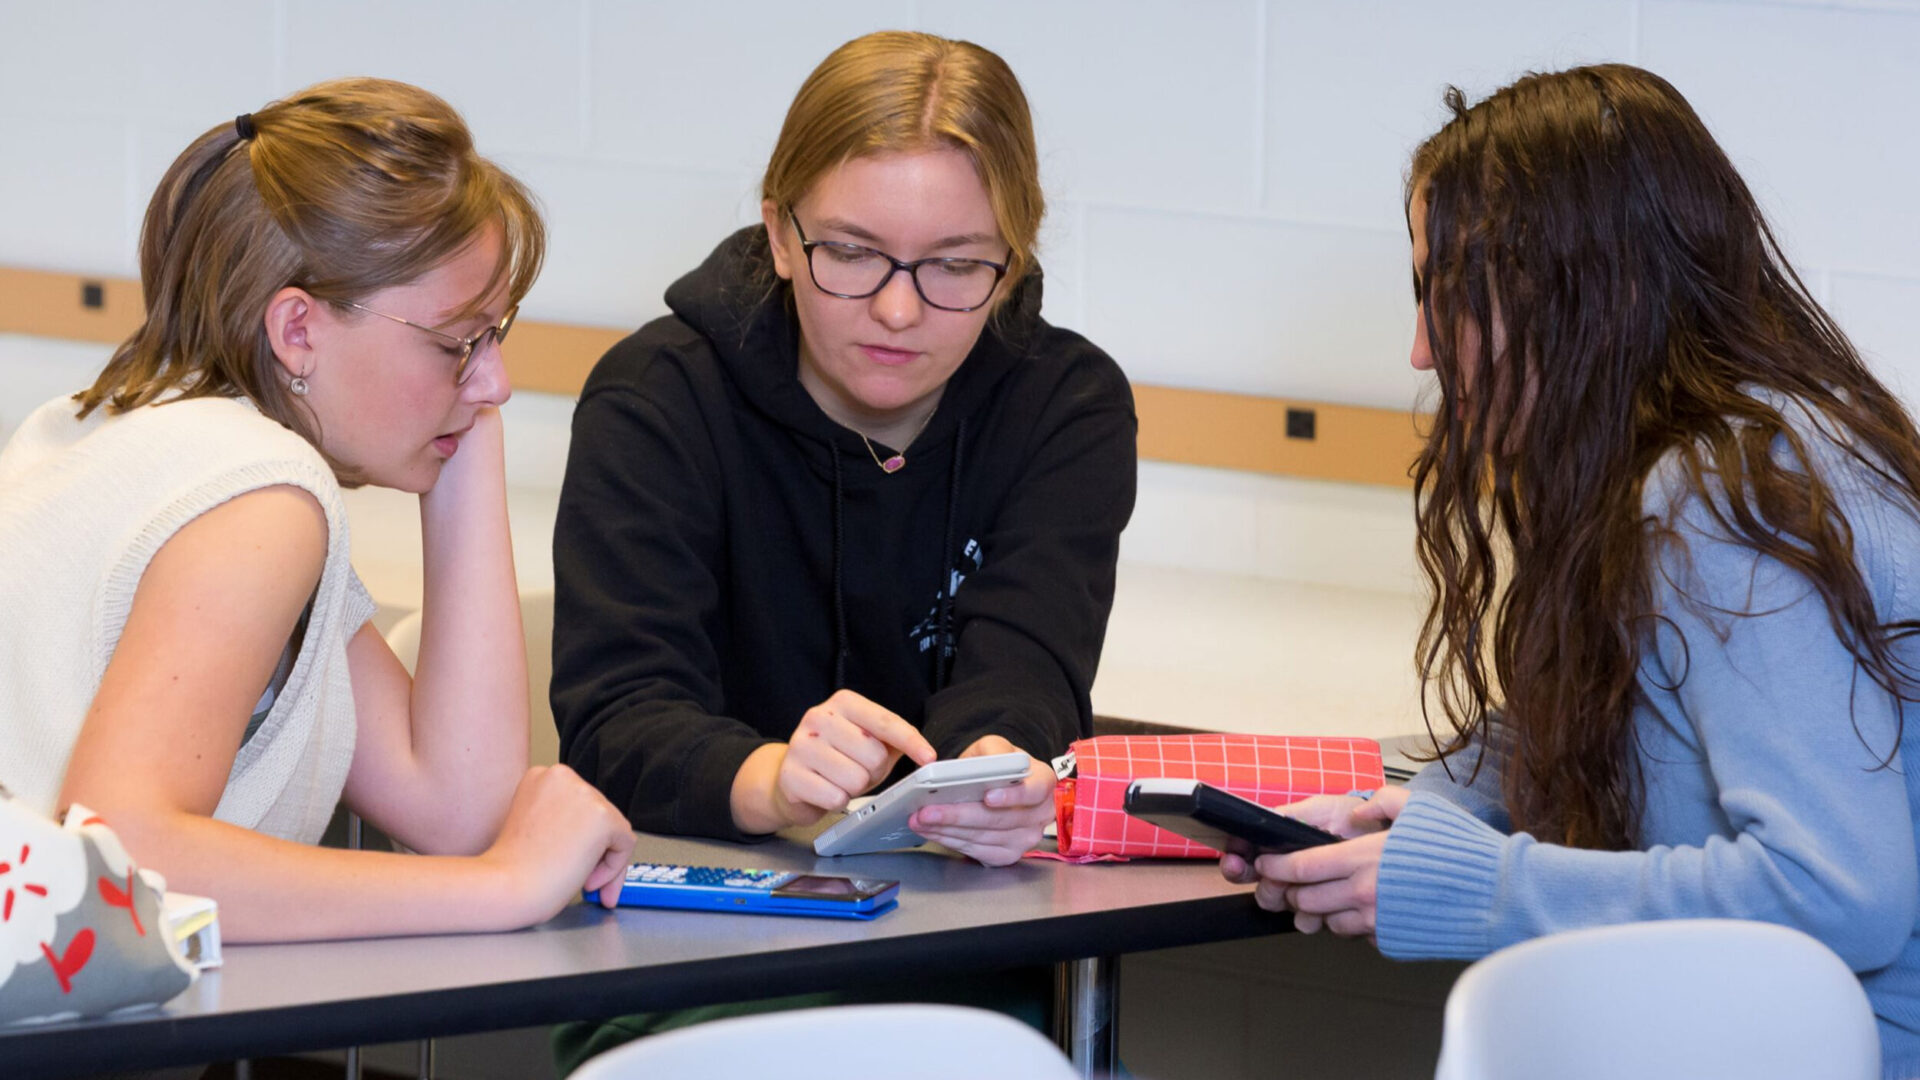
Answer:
1285, 407, 1316, 441
80, 281, 105, 310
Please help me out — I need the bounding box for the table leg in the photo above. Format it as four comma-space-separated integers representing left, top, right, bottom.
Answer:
1053, 956, 1119, 1076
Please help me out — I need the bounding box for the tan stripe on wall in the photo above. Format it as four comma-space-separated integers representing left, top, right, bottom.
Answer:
0, 265, 1426, 488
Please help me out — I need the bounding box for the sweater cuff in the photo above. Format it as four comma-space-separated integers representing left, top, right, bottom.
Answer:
1375, 791, 1506, 960
678, 733, 777, 844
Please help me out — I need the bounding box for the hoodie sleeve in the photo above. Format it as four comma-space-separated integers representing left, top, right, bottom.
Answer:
550, 360, 774, 843
920, 349, 1138, 762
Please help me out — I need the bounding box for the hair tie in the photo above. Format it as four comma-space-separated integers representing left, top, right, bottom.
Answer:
234, 113, 256, 141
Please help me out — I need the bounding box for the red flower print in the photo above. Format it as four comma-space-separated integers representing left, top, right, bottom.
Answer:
40, 928, 95, 994
97, 871, 145, 936
1, 843, 49, 924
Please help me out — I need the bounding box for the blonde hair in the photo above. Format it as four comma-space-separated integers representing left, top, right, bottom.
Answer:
762, 31, 1043, 295
78, 77, 544, 469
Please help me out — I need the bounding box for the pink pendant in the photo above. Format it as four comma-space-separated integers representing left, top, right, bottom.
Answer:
881, 454, 906, 474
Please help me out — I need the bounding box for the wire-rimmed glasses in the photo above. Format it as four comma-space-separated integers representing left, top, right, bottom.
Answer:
339, 300, 519, 385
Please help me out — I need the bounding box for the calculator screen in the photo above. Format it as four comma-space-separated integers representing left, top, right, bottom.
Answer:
774, 875, 894, 902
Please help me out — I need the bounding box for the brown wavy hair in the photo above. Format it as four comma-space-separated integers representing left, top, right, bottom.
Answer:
1409, 64, 1920, 850
76, 77, 544, 481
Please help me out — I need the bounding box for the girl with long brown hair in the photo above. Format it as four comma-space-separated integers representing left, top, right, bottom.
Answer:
1224, 64, 1920, 1068
0, 79, 634, 941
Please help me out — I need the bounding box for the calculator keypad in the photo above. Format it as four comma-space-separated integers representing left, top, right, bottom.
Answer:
624, 863, 793, 890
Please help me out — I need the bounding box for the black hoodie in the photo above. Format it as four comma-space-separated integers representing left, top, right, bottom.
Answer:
551, 227, 1137, 841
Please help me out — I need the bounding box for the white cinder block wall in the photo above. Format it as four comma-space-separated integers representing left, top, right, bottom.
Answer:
4, 0, 1920, 595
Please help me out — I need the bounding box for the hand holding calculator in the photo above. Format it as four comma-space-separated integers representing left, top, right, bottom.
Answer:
585, 863, 899, 920
813, 751, 1033, 856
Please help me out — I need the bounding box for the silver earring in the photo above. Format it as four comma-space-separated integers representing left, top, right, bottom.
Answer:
289, 373, 310, 396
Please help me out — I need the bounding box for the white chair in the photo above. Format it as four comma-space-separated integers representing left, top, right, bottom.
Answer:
567, 1003, 1079, 1080
1434, 919, 1880, 1080
381, 584, 561, 767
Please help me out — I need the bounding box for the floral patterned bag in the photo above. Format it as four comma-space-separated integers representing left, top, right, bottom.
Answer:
0, 787, 196, 1025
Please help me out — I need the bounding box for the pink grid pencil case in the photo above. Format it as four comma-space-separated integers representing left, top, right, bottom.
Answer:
1053, 733, 1385, 859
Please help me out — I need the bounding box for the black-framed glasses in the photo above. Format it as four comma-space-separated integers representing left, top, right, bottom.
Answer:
789, 212, 1009, 313
340, 300, 518, 385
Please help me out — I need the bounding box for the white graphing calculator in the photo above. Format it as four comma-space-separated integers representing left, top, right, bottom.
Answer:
813, 752, 1033, 857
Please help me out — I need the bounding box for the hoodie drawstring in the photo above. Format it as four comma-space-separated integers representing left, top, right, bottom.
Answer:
936, 419, 966, 691
831, 442, 848, 689
829, 420, 964, 694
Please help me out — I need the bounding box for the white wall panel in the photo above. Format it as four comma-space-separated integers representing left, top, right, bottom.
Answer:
500, 389, 577, 490
1122, 461, 1262, 575
0, 334, 111, 444
1126, 461, 1422, 593
0, 2, 275, 123
1641, 0, 1920, 277
587, 1, 900, 172
0, 115, 134, 274
1082, 207, 1421, 407
1831, 272, 1920, 404
922, 0, 1264, 213
504, 155, 759, 329
1034, 200, 1087, 332
281, 0, 586, 157
1264, 0, 1632, 230
1254, 474, 1417, 594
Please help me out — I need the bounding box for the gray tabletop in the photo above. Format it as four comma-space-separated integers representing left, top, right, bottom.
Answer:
3, 831, 1289, 1077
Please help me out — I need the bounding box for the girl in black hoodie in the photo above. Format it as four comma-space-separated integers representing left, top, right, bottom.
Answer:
552, 30, 1137, 867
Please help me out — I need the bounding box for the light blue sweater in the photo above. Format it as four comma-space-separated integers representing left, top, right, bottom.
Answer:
1378, 410, 1920, 1077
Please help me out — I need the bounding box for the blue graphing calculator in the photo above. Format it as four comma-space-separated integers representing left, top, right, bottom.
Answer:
584, 863, 900, 920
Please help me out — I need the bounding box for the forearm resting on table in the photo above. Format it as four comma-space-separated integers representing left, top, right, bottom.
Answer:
103, 807, 541, 942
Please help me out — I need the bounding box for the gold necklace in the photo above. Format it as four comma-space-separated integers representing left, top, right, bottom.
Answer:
859, 409, 934, 474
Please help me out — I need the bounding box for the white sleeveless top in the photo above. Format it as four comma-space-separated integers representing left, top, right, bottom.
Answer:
0, 394, 373, 843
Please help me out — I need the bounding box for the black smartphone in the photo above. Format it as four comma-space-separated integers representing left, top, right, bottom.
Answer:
1123, 778, 1340, 854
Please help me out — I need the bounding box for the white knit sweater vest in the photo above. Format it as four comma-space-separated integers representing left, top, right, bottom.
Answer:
0, 394, 372, 844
